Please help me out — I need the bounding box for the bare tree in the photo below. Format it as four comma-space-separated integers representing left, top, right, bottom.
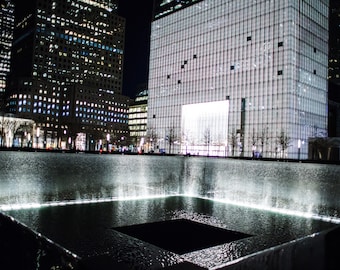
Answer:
249, 128, 257, 157
181, 129, 191, 155
147, 127, 158, 152
7, 119, 18, 147
277, 130, 291, 158
16, 121, 34, 147
258, 126, 269, 157
166, 126, 176, 154
229, 129, 238, 157
203, 128, 211, 156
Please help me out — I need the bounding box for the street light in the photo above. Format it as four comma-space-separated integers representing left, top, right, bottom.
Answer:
106, 133, 110, 152
68, 137, 72, 150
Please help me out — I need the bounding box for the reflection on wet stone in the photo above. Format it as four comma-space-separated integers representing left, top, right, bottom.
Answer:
113, 219, 252, 255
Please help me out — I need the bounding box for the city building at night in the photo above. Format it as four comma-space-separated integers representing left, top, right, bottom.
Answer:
0, 0, 14, 112
328, 0, 340, 137
128, 88, 148, 152
328, 0, 340, 86
153, 0, 203, 20
5, 0, 129, 150
0, 113, 34, 148
148, 0, 329, 159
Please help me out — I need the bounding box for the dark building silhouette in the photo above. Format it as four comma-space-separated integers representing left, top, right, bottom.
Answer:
329, 0, 340, 86
328, 0, 340, 136
5, 0, 129, 150
0, 0, 14, 112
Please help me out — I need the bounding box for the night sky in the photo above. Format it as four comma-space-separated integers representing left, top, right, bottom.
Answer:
118, 0, 154, 98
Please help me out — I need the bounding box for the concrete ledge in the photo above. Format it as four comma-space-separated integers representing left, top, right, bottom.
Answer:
0, 212, 80, 270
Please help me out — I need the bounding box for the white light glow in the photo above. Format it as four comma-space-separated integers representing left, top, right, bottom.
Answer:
78, 0, 113, 12
0, 195, 174, 212
2, 194, 339, 225
181, 100, 229, 156
181, 195, 340, 224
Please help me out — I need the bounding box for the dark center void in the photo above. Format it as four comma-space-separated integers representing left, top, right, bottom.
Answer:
113, 218, 252, 255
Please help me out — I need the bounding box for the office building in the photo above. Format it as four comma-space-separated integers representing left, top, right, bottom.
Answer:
153, 0, 203, 20
6, 0, 129, 150
128, 88, 148, 152
0, 0, 14, 111
148, 0, 329, 158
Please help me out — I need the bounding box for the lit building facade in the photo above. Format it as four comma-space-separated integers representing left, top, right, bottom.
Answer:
128, 89, 148, 151
0, 0, 14, 111
148, 0, 329, 158
6, 0, 129, 150
153, 0, 203, 19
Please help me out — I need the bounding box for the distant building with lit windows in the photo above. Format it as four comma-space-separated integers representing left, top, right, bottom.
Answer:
0, 0, 14, 112
153, 0, 203, 20
148, 0, 329, 159
6, 0, 129, 150
328, 0, 340, 137
328, 0, 340, 86
128, 89, 148, 151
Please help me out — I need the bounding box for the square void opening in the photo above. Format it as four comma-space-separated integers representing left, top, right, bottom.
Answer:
113, 219, 252, 255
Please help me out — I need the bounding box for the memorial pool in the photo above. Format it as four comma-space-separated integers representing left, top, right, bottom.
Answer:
0, 151, 339, 269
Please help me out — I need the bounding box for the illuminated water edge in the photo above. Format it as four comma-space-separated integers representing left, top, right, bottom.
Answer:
2, 193, 340, 225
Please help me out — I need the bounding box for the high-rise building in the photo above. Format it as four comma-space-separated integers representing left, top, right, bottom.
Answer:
153, 0, 203, 20
148, 0, 329, 159
6, 0, 129, 150
0, 0, 14, 112
128, 88, 148, 152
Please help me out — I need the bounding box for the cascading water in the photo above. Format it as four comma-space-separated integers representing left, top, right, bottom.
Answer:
179, 157, 340, 223
0, 151, 339, 223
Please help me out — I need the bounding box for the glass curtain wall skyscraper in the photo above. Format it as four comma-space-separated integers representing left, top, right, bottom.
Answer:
148, 0, 329, 159
6, 0, 129, 150
0, 0, 14, 111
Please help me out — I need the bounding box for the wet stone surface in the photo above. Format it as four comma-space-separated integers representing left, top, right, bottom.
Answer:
3, 196, 338, 269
